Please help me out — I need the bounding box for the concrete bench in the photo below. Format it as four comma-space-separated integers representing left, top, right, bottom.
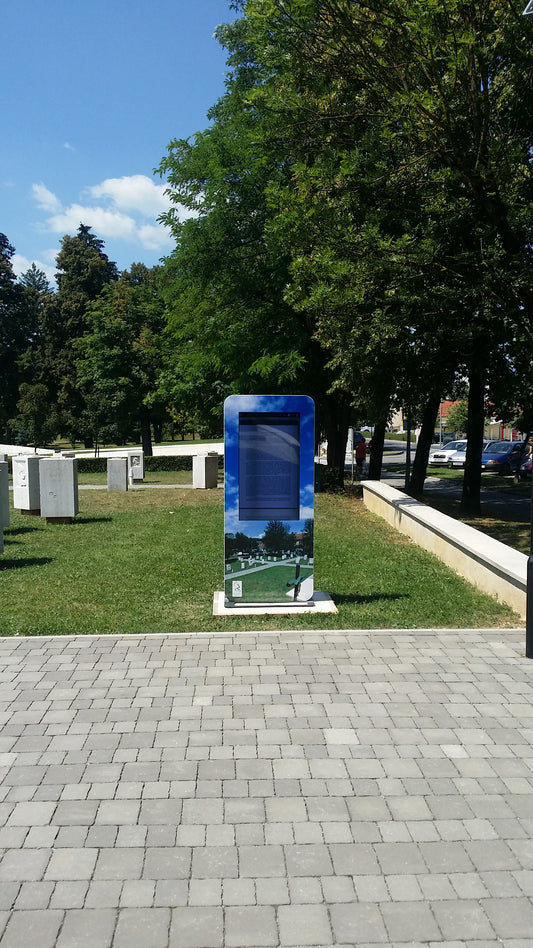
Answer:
362, 480, 527, 618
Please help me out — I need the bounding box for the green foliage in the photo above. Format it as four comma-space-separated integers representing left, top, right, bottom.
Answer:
262, 519, 294, 553
0, 234, 31, 437
75, 264, 167, 453
445, 400, 469, 436
75, 455, 194, 474
221, 0, 533, 511
40, 225, 119, 445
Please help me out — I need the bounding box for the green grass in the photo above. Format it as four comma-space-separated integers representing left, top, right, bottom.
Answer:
0, 489, 519, 635
226, 563, 314, 601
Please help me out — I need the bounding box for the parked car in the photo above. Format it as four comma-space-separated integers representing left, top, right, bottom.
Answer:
448, 440, 496, 469
520, 457, 532, 480
480, 440, 526, 476
428, 440, 467, 467
447, 443, 468, 468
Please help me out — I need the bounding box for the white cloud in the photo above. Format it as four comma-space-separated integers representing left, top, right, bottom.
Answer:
31, 176, 177, 253
88, 174, 170, 216
32, 183, 62, 213
47, 204, 137, 241
12, 252, 57, 283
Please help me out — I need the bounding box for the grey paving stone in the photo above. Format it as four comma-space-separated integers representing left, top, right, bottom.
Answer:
93, 847, 144, 880
374, 841, 427, 875
225, 905, 278, 946
284, 843, 333, 877
278, 903, 333, 945
431, 898, 496, 940
3, 630, 533, 946
239, 844, 286, 878
113, 907, 171, 947
0, 908, 63, 948
144, 847, 192, 880
329, 901, 389, 944
168, 905, 223, 947
45, 847, 98, 881
191, 846, 238, 879
481, 896, 533, 939
56, 907, 117, 947
0, 847, 51, 881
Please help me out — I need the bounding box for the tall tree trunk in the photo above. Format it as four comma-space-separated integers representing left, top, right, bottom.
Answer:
367, 420, 386, 480
408, 394, 441, 496
461, 356, 486, 516
322, 394, 351, 487
140, 407, 153, 457
153, 419, 162, 444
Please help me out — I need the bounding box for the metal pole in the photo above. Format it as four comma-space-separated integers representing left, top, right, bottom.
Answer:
527, 443, 533, 657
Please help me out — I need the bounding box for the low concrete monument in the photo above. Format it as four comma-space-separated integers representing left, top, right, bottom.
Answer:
40, 457, 79, 523
193, 452, 219, 489
13, 455, 41, 515
127, 450, 144, 484
107, 457, 128, 492
0, 461, 9, 529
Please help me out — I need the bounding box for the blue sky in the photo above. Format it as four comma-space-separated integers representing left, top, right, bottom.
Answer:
1, 0, 232, 283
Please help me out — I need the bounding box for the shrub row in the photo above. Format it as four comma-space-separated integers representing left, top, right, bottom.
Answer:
75, 455, 195, 473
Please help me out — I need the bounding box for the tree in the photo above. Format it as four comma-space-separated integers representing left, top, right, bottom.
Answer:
43, 225, 119, 445
10, 382, 59, 447
236, 0, 533, 512
300, 518, 314, 557
157, 15, 356, 482
445, 401, 469, 437
76, 265, 167, 454
0, 234, 30, 438
263, 520, 292, 554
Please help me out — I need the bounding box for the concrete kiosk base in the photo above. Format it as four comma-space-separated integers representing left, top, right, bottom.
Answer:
213, 589, 337, 616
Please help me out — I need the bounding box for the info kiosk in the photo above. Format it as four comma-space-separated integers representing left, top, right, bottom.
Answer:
223, 394, 315, 605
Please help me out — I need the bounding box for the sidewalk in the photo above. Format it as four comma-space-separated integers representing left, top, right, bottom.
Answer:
0, 627, 532, 947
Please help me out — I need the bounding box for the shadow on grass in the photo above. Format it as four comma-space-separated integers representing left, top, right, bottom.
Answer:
74, 516, 113, 525
0, 557, 53, 571
332, 592, 409, 606
4, 525, 41, 537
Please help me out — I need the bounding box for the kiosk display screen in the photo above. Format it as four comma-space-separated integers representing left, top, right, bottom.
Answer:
238, 412, 300, 520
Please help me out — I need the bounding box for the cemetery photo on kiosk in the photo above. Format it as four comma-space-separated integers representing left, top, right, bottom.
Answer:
224, 394, 315, 604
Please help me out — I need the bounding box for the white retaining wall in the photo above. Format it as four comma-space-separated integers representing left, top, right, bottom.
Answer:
362, 481, 527, 619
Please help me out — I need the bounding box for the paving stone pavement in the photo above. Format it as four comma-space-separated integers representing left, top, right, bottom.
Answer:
0, 627, 533, 947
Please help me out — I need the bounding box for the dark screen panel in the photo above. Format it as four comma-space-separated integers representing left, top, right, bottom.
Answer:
238, 412, 300, 520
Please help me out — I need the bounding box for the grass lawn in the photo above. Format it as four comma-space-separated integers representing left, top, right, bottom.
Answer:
1, 488, 519, 635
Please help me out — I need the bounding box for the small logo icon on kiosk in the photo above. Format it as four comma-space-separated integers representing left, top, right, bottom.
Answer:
232, 580, 243, 598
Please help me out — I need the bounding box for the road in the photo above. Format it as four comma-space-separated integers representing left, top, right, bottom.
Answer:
363, 441, 532, 522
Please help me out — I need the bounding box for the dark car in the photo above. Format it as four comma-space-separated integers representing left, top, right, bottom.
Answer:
480, 440, 526, 476
520, 457, 532, 480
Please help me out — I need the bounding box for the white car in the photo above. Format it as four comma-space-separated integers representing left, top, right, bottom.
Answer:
428, 440, 467, 468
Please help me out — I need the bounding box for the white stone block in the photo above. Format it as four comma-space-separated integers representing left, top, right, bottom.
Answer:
40, 458, 79, 520
107, 457, 128, 492
193, 454, 218, 489
127, 450, 144, 482
13, 455, 41, 513
0, 462, 9, 529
